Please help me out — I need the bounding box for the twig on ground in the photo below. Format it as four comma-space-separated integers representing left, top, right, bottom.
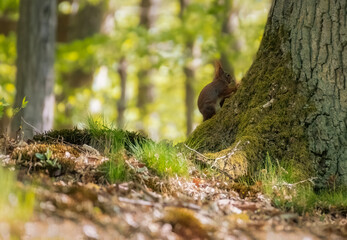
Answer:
118, 197, 202, 211
21, 117, 42, 134
184, 144, 213, 160
214, 141, 241, 162
271, 177, 318, 189
118, 197, 155, 207
134, 182, 161, 202
292, 177, 317, 186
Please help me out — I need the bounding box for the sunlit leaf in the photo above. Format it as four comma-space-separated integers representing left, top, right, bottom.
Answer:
35, 153, 46, 161
21, 96, 28, 109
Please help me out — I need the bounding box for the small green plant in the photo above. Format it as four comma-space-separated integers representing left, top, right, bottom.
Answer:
314, 189, 347, 211
0, 96, 28, 120
255, 152, 347, 214
0, 98, 10, 118
129, 140, 189, 177
87, 116, 125, 154
255, 152, 310, 212
100, 154, 129, 183
88, 116, 132, 183
0, 96, 28, 139
0, 166, 35, 222
12, 96, 28, 117
35, 148, 62, 170
185, 137, 204, 153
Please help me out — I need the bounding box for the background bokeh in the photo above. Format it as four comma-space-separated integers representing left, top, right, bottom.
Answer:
0, 0, 270, 141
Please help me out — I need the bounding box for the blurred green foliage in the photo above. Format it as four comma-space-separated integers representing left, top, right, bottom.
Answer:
0, 34, 16, 112
0, 166, 35, 222
0, 0, 19, 17
0, 0, 270, 140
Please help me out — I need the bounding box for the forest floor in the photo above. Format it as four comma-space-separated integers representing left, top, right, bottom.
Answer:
0, 135, 346, 240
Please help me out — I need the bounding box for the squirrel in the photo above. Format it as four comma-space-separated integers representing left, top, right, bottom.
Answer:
197, 61, 238, 121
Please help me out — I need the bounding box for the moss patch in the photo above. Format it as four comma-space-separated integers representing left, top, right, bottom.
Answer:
33, 127, 150, 154
12, 143, 79, 174
187, 27, 314, 178
203, 144, 248, 179
163, 207, 211, 239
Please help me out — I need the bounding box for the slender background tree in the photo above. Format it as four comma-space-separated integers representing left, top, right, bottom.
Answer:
11, 0, 57, 139
137, 0, 158, 133
117, 56, 127, 128
0, 0, 270, 140
179, 0, 199, 136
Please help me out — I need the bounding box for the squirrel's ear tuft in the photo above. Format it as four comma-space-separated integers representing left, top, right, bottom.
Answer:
214, 60, 224, 77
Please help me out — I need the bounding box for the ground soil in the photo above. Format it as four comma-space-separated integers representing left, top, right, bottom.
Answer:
0, 137, 346, 240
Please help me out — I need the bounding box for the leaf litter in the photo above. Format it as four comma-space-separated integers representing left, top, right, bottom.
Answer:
0, 134, 346, 240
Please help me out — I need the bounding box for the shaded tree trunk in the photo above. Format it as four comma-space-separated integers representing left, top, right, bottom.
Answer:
67, 0, 106, 41
11, 0, 57, 139
117, 57, 127, 128
0, 16, 17, 36
218, 0, 236, 80
180, 0, 199, 136
57, 0, 107, 43
184, 63, 195, 136
137, 0, 158, 128
59, 0, 107, 89
55, 0, 108, 129
187, 0, 347, 189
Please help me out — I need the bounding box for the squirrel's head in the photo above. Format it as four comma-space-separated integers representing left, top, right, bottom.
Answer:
214, 61, 232, 84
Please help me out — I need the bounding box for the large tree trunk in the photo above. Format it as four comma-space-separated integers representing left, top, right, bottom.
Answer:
187, 0, 347, 189
11, 0, 57, 139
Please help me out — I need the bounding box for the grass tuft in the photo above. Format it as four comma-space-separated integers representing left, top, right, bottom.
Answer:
254, 152, 347, 214
129, 140, 189, 178
87, 116, 126, 154
99, 153, 129, 183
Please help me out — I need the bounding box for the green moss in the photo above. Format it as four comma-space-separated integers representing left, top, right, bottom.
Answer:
12, 143, 79, 173
187, 27, 314, 178
33, 125, 151, 155
205, 146, 248, 179
33, 128, 92, 146
163, 207, 210, 239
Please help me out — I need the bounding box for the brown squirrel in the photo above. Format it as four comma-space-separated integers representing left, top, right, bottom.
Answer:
198, 61, 238, 121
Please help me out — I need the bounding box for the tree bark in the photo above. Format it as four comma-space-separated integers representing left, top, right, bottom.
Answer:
137, 0, 158, 127
187, 0, 347, 189
180, 0, 199, 136
218, 0, 236, 80
59, 0, 107, 89
184, 63, 195, 135
11, 0, 57, 139
67, 0, 106, 41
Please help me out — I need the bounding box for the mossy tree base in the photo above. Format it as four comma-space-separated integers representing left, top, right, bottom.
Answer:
188, 0, 347, 189
188, 26, 312, 179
